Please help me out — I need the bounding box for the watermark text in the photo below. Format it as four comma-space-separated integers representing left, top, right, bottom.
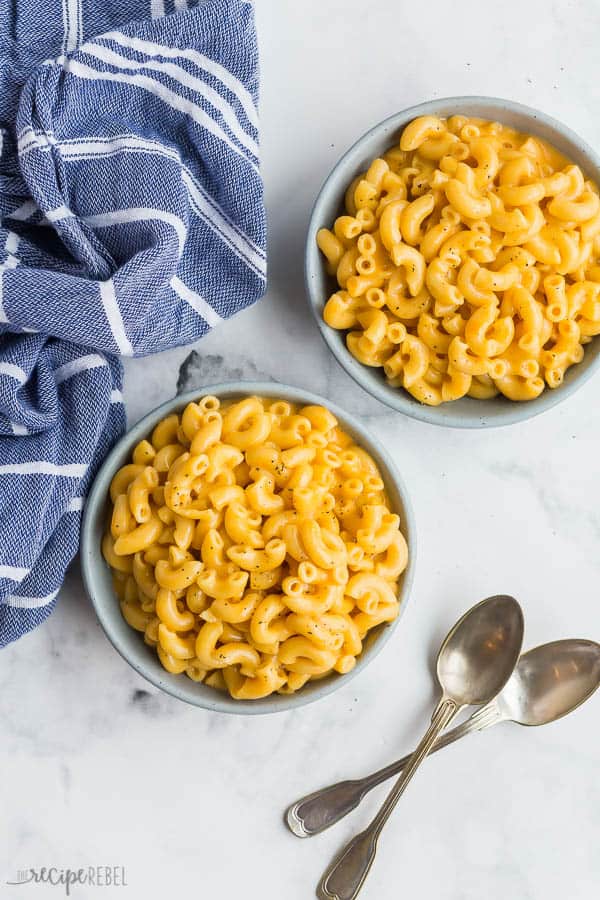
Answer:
7, 866, 127, 895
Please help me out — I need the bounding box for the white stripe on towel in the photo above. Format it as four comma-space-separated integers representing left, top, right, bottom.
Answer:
99, 280, 133, 356
62, 0, 82, 53
0, 461, 87, 477
5, 232, 20, 255
46, 204, 75, 223
54, 354, 107, 385
85, 207, 187, 254
0, 251, 21, 323
5, 589, 59, 609
9, 201, 39, 221
150, 0, 165, 18
170, 276, 223, 328
0, 565, 29, 581
0, 363, 27, 384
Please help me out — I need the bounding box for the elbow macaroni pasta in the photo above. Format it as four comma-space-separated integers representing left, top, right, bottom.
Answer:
104, 395, 408, 699
319, 115, 600, 404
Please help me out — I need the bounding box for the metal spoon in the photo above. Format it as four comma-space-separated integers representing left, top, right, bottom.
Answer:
317, 594, 524, 900
288, 639, 600, 839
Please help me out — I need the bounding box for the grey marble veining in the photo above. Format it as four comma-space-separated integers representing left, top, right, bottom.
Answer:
2, 1, 600, 898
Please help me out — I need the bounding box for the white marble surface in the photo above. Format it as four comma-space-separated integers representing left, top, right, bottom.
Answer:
3, 2, 600, 898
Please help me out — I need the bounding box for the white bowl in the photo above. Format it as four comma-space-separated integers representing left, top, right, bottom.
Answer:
81, 382, 416, 715
305, 96, 600, 428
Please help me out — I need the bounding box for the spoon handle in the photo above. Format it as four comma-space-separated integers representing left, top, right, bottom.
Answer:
317, 698, 459, 900
286, 701, 500, 838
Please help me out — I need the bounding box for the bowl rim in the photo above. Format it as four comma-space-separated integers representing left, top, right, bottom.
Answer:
81, 381, 417, 715
305, 95, 600, 428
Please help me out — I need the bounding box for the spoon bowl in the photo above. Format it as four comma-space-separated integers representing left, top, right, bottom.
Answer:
496, 639, 600, 726
437, 595, 525, 706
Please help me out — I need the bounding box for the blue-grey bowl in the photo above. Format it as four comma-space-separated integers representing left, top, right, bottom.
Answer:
81, 382, 416, 715
305, 96, 600, 428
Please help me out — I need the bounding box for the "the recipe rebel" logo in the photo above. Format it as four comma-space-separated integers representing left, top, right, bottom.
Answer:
6, 866, 128, 895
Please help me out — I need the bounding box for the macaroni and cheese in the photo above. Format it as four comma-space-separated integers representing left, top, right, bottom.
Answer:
318, 115, 600, 404
103, 395, 408, 700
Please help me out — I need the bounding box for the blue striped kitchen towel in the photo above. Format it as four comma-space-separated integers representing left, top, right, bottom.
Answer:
0, 0, 266, 647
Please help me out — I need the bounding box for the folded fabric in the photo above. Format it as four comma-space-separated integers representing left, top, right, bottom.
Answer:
0, 0, 266, 647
